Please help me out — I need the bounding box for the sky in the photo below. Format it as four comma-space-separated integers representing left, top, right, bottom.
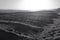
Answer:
0, 0, 60, 11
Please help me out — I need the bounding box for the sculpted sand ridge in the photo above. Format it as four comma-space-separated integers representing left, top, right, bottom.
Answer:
0, 9, 59, 40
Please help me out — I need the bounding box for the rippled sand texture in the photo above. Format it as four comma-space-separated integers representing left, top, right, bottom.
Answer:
0, 11, 58, 27
0, 9, 59, 40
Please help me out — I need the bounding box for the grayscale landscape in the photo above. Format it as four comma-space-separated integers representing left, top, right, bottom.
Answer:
0, 8, 60, 40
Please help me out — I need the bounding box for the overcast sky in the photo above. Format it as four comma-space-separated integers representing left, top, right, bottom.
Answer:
0, 0, 60, 11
